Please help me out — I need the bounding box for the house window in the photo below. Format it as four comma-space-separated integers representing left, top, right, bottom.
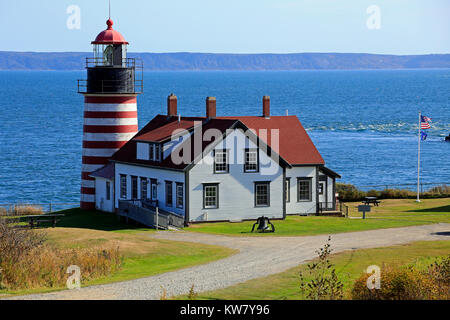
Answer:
165, 181, 173, 207
244, 149, 258, 172
131, 176, 138, 199
150, 179, 158, 201
176, 183, 184, 209
203, 184, 219, 209
214, 150, 228, 173
106, 181, 111, 201
149, 144, 154, 161
155, 144, 161, 162
255, 182, 270, 207
285, 178, 290, 202
140, 177, 148, 200
120, 174, 127, 199
297, 178, 312, 202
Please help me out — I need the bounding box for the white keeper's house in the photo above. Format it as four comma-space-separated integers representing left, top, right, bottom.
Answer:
90, 94, 340, 225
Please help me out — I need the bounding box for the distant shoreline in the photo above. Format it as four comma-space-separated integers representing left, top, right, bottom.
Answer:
1, 51, 449, 71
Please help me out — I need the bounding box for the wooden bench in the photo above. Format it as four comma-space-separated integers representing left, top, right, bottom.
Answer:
21, 214, 65, 228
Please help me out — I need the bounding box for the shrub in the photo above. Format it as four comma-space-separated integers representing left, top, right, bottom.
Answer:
351, 257, 450, 300
0, 204, 44, 217
299, 237, 344, 300
0, 218, 122, 291
336, 183, 365, 202
336, 183, 450, 201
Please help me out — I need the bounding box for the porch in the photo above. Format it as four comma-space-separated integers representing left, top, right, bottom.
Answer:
118, 199, 185, 229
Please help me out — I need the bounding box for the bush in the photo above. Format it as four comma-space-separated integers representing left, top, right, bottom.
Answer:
0, 204, 44, 217
0, 218, 122, 291
351, 257, 450, 300
336, 183, 450, 201
299, 237, 344, 300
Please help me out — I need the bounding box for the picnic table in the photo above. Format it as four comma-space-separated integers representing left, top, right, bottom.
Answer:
363, 197, 380, 206
21, 214, 65, 228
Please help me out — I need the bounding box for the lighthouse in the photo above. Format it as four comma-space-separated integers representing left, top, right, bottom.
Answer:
78, 18, 143, 210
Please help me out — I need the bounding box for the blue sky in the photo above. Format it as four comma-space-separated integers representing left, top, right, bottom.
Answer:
1, 0, 449, 54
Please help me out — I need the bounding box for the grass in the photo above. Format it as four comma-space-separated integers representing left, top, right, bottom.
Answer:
178, 240, 450, 300
0, 208, 237, 297
187, 198, 450, 237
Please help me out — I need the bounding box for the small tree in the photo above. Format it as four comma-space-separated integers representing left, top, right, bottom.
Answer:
187, 284, 198, 300
299, 236, 344, 300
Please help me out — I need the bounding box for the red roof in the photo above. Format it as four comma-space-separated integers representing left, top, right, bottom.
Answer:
92, 19, 129, 45
110, 114, 324, 169
217, 116, 324, 165
135, 119, 198, 142
111, 116, 236, 170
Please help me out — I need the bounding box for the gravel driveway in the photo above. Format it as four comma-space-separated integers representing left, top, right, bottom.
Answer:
6, 223, 450, 300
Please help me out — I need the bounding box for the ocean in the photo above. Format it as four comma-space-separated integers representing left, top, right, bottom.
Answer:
0, 69, 449, 204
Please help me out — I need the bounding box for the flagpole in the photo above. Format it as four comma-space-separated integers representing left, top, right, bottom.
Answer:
416, 111, 421, 202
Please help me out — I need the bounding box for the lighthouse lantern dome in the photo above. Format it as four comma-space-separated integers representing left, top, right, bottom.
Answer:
91, 19, 129, 67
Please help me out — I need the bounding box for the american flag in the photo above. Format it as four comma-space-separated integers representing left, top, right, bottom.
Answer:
421, 115, 431, 129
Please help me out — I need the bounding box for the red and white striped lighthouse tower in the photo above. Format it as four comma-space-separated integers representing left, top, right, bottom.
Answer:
78, 18, 143, 210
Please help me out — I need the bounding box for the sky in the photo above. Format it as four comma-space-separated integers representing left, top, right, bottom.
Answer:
0, 0, 449, 54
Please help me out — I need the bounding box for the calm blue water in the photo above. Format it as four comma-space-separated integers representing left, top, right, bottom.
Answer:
0, 70, 449, 204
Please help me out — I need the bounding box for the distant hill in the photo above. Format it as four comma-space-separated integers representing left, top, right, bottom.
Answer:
1, 51, 449, 71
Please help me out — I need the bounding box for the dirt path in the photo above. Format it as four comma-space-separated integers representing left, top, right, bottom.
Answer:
7, 223, 450, 300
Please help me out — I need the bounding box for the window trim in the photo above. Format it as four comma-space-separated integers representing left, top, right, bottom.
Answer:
285, 178, 291, 203
244, 148, 259, 173
176, 182, 184, 209
120, 174, 127, 199
254, 181, 270, 207
165, 181, 173, 207
297, 177, 313, 202
213, 149, 229, 174
203, 183, 219, 209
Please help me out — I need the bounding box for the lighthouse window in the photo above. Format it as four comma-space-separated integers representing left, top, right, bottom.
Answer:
103, 45, 114, 66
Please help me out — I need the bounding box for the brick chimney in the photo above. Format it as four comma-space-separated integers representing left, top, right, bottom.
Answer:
167, 93, 177, 116
206, 97, 216, 118
263, 96, 270, 118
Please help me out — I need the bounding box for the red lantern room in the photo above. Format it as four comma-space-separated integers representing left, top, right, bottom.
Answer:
91, 19, 129, 67
78, 19, 143, 94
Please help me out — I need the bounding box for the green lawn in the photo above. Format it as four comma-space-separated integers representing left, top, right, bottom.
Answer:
178, 240, 450, 300
187, 198, 450, 236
